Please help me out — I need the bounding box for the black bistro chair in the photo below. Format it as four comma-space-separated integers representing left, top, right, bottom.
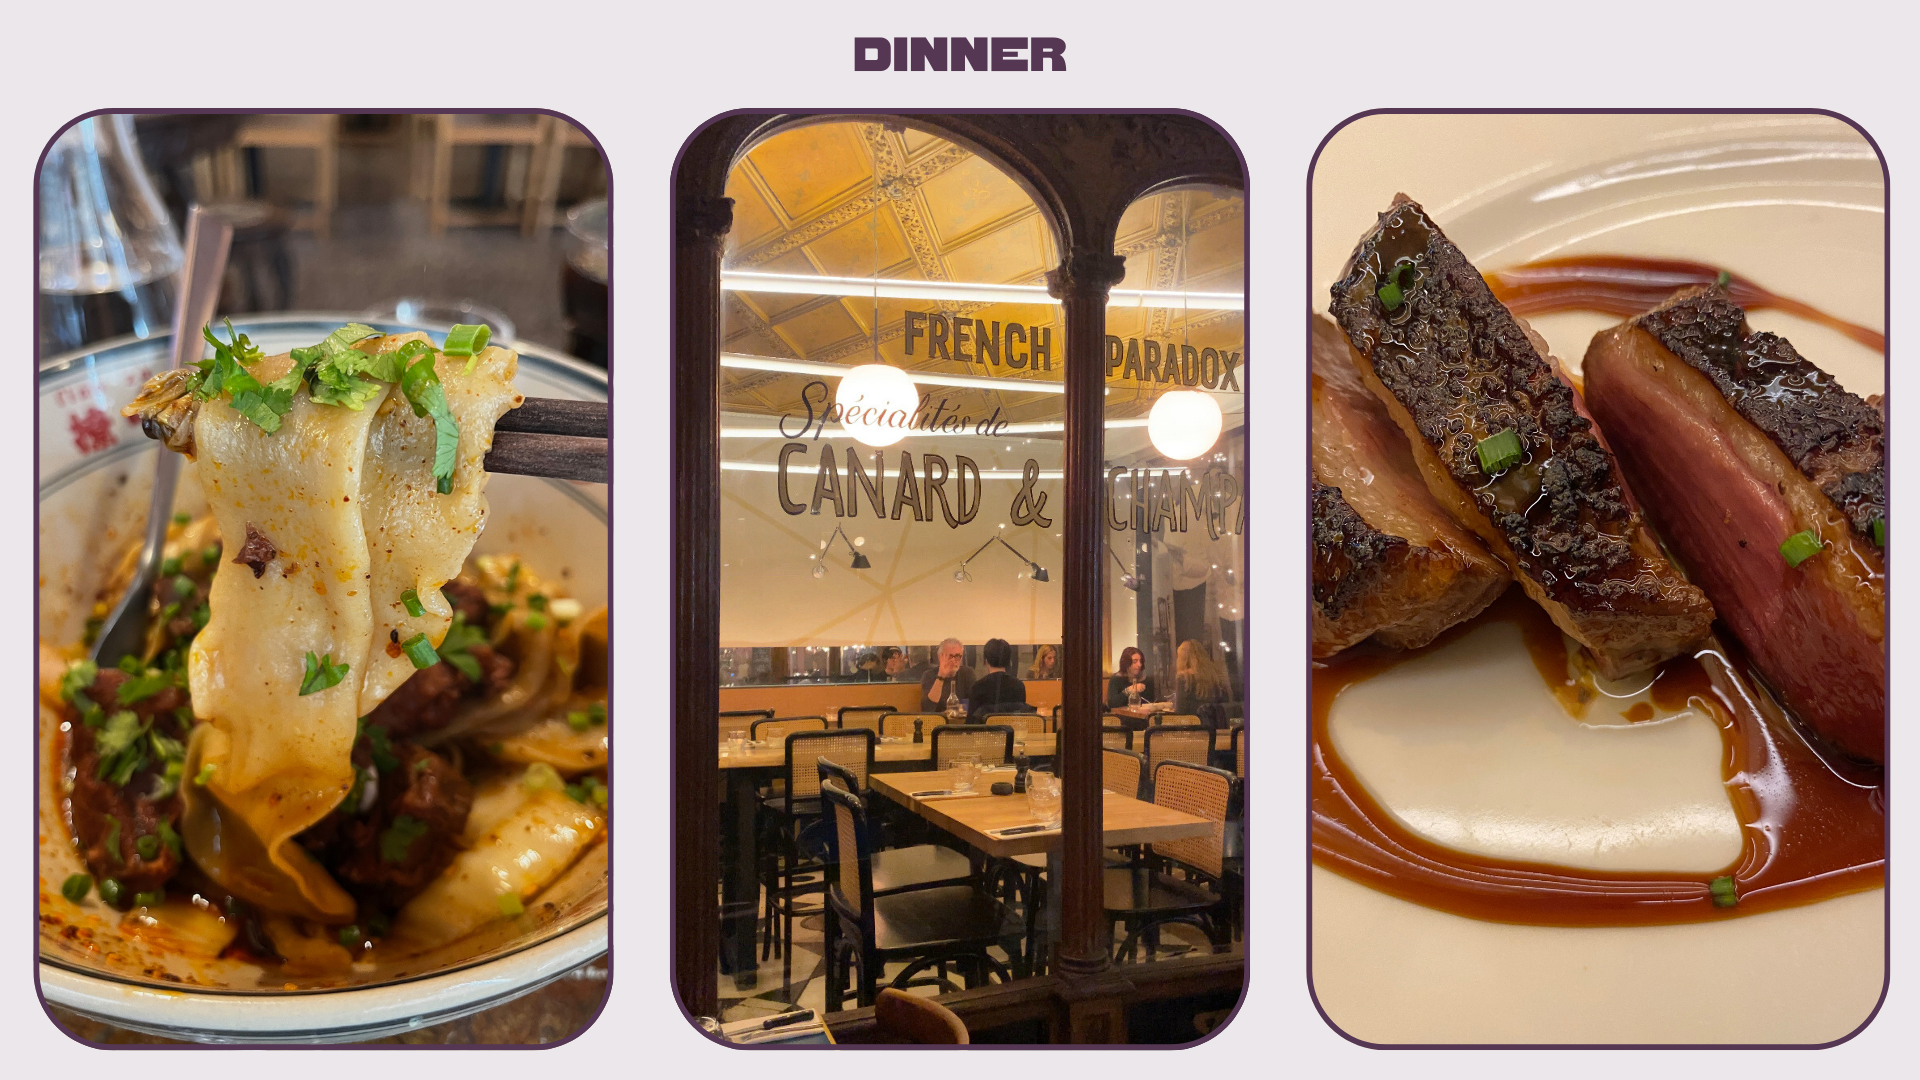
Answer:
820, 777, 1023, 1010
758, 727, 872, 995
817, 757, 974, 897
928, 724, 1015, 768
837, 705, 895, 734
1140, 724, 1211, 796
1102, 760, 1238, 962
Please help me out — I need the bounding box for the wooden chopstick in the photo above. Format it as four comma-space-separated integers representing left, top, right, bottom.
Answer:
484, 397, 608, 484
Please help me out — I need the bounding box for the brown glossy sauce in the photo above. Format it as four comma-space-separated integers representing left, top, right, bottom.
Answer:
1313, 588, 1884, 925
1484, 256, 1886, 355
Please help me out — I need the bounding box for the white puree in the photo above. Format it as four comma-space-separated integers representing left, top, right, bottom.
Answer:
1329, 619, 1743, 873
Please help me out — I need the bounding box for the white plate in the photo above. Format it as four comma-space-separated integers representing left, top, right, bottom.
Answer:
1310, 114, 1885, 1045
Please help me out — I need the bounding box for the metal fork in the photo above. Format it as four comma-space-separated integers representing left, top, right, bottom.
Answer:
90, 207, 233, 668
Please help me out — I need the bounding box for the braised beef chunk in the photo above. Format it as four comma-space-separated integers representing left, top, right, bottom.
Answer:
440, 579, 491, 627
233, 522, 277, 578
1635, 286, 1886, 544
66, 669, 189, 892
307, 744, 472, 908
1328, 196, 1713, 678
1312, 315, 1508, 655
361, 642, 513, 741
1584, 296, 1886, 762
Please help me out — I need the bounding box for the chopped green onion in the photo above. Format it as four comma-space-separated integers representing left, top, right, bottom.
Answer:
135, 834, 160, 861
157, 820, 183, 860
202, 543, 221, 565
568, 711, 592, 732
133, 890, 165, 908
527, 594, 548, 613
379, 815, 429, 863
1873, 517, 1885, 549
1714, 270, 1732, 288
97, 878, 125, 907
338, 925, 363, 947
1376, 261, 1417, 312
103, 819, 122, 863
172, 575, 195, 598
497, 892, 524, 918
80, 704, 105, 729
1709, 875, 1738, 908
172, 512, 192, 527
160, 556, 182, 577
160, 602, 180, 622
522, 762, 567, 794
194, 762, 216, 786
524, 612, 549, 632
117, 654, 145, 675
1476, 430, 1525, 475
442, 323, 492, 370
1779, 530, 1824, 568
400, 588, 425, 617
192, 603, 211, 630
61, 874, 92, 903
506, 562, 523, 594
300, 651, 350, 695
400, 633, 439, 669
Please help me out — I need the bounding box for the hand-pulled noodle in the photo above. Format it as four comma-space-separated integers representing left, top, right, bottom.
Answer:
183, 338, 523, 922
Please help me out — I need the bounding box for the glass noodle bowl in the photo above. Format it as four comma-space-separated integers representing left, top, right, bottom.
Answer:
36, 315, 608, 1042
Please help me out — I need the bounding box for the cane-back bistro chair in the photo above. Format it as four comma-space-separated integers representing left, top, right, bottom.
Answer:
1101, 725, 1133, 750
1150, 713, 1202, 728
719, 708, 773, 741
880, 712, 943, 740
981, 712, 1039, 738
759, 728, 874, 994
753, 714, 828, 743
930, 724, 1016, 768
1103, 760, 1238, 962
1140, 724, 1212, 797
837, 705, 894, 733
1230, 724, 1247, 779
1102, 747, 1146, 801
820, 777, 1023, 1010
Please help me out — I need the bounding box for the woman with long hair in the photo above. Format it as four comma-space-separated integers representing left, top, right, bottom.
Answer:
1106, 645, 1155, 709
1173, 639, 1230, 723
1028, 643, 1059, 680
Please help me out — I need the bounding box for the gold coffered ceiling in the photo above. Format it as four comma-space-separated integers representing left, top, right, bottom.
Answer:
721, 120, 1245, 422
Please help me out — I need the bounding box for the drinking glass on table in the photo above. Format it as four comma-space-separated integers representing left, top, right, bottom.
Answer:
726, 729, 746, 755
1026, 770, 1062, 829
949, 753, 980, 792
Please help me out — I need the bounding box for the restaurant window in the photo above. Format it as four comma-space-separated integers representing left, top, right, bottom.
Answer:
711, 120, 1067, 1013
1103, 186, 1246, 728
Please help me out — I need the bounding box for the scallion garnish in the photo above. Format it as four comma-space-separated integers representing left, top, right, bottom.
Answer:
1873, 517, 1885, 549
527, 594, 548, 613
568, 710, 591, 732
133, 890, 165, 908
135, 834, 160, 861
193, 762, 216, 786
61, 874, 92, 903
524, 612, 549, 632
1779, 530, 1824, 568
379, 815, 429, 863
103, 819, 122, 864
172, 575, 195, 598
400, 588, 425, 618
339, 925, 363, 948
497, 893, 525, 918
97, 878, 124, 906
400, 633, 439, 670
1714, 270, 1732, 288
1476, 429, 1525, 476
172, 511, 192, 527
299, 651, 350, 696
157, 820, 183, 860
202, 543, 221, 565
160, 556, 181, 577
1709, 875, 1738, 908
1376, 261, 1418, 312
442, 323, 492, 369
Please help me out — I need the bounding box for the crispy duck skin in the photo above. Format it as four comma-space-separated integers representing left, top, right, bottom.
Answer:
1312, 315, 1508, 655
1583, 287, 1885, 762
1328, 197, 1714, 678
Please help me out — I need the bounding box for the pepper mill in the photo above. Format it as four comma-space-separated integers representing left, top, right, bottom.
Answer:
913, 719, 924, 743
1013, 751, 1030, 793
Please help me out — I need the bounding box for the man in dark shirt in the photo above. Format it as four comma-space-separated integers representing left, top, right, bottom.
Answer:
919, 637, 975, 713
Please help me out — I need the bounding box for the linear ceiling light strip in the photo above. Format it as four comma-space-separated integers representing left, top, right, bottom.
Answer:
721, 270, 1242, 311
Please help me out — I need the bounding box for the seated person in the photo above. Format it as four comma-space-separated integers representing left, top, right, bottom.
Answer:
967, 638, 1030, 723
919, 637, 976, 713
1105, 646, 1157, 710
880, 645, 908, 681
1173, 639, 1230, 726
1028, 644, 1059, 681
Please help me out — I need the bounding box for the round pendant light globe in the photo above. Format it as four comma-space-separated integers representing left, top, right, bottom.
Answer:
835, 363, 919, 447
1147, 389, 1223, 460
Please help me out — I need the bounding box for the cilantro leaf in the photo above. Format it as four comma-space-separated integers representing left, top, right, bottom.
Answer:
436, 613, 488, 682
299, 652, 350, 696
357, 719, 401, 773
116, 669, 178, 705
399, 352, 461, 494
59, 660, 98, 705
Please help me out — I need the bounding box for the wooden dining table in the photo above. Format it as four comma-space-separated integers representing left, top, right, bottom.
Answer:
867, 769, 1213, 859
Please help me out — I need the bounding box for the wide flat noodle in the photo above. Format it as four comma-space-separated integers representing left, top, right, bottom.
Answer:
186, 352, 386, 920
357, 336, 523, 707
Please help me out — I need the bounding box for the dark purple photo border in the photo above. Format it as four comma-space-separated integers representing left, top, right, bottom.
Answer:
28, 106, 615, 1050
1302, 107, 1891, 1051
